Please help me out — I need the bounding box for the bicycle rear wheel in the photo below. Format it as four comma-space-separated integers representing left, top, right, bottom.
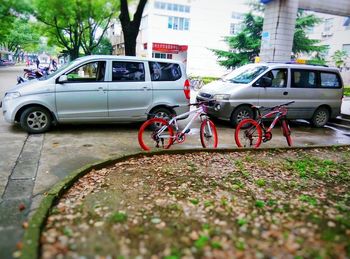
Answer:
235, 119, 262, 148
200, 119, 218, 148
281, 120, 292, 146
138, 118, 174, 151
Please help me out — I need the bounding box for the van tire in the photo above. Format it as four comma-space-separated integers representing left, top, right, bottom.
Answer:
148, 107, 172, 122
20, 106, 52, 134
311, 107, 329, 127
230, 105, 254, 127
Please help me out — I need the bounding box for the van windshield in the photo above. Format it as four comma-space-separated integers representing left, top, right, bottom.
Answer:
38, 61, 74, 81
223, 65, 268, 84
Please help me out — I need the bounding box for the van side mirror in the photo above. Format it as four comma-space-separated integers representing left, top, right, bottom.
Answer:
57, 75, 68, 83
260, 76, 272, 87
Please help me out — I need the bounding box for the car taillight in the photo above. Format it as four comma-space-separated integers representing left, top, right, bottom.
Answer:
184, 79, 191, 100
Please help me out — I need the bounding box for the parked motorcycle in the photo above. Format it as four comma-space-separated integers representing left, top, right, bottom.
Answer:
17, 66, 51, 84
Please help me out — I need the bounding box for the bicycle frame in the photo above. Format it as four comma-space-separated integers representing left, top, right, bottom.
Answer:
155, 105, 212, 140
257, 109, 286, 133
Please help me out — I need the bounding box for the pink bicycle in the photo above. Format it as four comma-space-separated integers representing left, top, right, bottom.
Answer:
235, 101, 295, 148
138, 100, 218, 151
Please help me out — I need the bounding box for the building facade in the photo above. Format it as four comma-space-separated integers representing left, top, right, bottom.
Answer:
304, 13, 350, 83
108, 0, 249, 77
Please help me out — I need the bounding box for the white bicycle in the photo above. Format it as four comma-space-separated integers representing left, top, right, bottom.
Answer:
138, 100, 219, 151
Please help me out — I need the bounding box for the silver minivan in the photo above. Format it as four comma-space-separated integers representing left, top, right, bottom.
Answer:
197, 63, 343, 127
2, 55, 190, 133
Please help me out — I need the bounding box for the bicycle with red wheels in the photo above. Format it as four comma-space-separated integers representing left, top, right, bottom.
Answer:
235, 101, 295, 148
138, 100, 219, 151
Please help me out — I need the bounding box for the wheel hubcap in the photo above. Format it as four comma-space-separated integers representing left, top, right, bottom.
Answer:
237, 110, 250, 122
316, 111, 327, 125
27, 111, 47, 130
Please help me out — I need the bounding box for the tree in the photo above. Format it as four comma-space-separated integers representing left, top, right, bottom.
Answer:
212, 13, 263, 68
119, 0, 147, 56
0, 0, 33, 49
33, 0, 117, 60
332, 50, 349, 69
92, 37, 113, 55
292, 11, 326, 57
212, 10, 326, 68
1, 18, 41, 55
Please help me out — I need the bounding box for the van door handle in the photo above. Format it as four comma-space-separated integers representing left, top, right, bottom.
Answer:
143, 86, 150, 91
98, 86, 104, 91
283, 91, 288, 95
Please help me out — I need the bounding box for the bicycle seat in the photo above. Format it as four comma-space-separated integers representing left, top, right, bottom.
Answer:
251, 105, 263, 109
169, 105, 180, 109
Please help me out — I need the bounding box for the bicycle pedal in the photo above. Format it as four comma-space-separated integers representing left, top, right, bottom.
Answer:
184, 128, 191, 134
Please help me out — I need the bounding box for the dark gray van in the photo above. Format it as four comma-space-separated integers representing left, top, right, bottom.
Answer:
197, 63, 343, 127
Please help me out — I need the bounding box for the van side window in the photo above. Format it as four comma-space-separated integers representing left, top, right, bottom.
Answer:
320, 72, 341, 88
112, 61, 145, 82
66, 61, 106, 82
270, 69, 287, 87
149, 62, 181, 81
254, 69, 287, 88
291, 69, 316, 88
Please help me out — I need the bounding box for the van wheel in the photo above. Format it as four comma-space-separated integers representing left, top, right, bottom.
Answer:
20, 106, 52, 134
230, 105, 254, 127
149, 107, 172, 122
311, 107, 329, 127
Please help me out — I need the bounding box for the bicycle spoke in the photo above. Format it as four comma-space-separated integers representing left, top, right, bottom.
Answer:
138, 118, 174, 151
235, 119, 262, 148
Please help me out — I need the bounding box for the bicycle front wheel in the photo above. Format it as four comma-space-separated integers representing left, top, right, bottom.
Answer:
200, 119, 218, 148
235, 119, 262, 148
138, 118, 174, 151
281, 120, 292, 146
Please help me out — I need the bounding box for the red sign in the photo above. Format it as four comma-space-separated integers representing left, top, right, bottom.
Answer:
144, 43, 188, 53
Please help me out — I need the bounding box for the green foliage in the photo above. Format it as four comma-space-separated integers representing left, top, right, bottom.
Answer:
110, 211, 128, 223
299, 195, 318, 206
33, 0, 118, 59
0, 1, 36, 52
212, 9, 326, 68
332, 50, 349, 68
1, 18, 41, 54
212, 13, 263, 68
344, 86, 350, 97
92, 37, 113, 55
195, 235, 210, 249
256, 179, 266, 187
255, 200, 265, 208
292, 11, 327, 56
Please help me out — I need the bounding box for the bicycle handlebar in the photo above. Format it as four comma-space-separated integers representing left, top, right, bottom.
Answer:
189, 99, 216, 106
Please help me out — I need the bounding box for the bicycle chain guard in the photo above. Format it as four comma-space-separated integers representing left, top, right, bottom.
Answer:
263, 132, 272, 142
176, 132, 186, 143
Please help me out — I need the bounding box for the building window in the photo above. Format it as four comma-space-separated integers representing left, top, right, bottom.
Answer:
343, 17, 350, 30
152, 53, 172, 59
155, 1, 190, 13
168, 16, 190, 31
230, 23, 242, 35
231, 12, 244, 20
324, 18, 334, 32
343, 44, 350, 55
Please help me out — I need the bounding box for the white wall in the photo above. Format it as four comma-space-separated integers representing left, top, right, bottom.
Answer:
138, 0, 250, 77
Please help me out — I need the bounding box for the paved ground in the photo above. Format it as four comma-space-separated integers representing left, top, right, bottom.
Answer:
0, 65, 350, 258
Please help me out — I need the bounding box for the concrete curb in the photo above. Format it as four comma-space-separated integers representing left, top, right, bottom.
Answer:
20, 145, 350, 259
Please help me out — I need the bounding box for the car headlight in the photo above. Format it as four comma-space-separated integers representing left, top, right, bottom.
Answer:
214, 94, 230, 101
4, 92, 21, 100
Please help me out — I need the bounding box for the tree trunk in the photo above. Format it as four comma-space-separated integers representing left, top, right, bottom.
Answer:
69, 47, 80, 60
123, 28, 138, 56
119, 0, 147, 56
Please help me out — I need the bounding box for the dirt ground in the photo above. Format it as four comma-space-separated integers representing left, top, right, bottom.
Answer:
41, 147, 350, 258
